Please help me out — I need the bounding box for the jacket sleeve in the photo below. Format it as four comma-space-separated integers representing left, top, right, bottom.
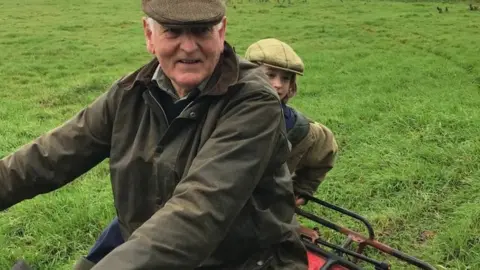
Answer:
0, 82, 119, 210
293, 122, 338, 197
92, 88, 286, 269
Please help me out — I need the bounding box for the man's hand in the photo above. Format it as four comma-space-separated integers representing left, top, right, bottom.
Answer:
11, 260, 33, 270
297, 225, 319, 242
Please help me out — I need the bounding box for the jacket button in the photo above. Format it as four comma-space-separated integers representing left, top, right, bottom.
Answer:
189, 112, 197, 118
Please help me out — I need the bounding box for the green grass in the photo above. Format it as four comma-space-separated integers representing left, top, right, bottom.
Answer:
1, 0, 479, 269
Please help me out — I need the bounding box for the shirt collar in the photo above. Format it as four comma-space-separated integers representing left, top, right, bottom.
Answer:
152, 65, 210, 101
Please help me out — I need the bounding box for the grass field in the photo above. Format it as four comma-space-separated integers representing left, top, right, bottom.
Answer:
1, 0, 479, 269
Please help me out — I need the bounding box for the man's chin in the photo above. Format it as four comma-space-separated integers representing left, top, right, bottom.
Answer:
174, 76, 207, 90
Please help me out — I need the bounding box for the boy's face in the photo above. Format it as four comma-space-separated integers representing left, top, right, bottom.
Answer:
261, 66, 294, 101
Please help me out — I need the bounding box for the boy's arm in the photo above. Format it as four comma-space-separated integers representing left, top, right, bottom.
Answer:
292, 122, 338, 196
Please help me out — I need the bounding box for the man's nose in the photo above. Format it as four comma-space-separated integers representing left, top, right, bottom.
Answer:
179, 33, 199, 53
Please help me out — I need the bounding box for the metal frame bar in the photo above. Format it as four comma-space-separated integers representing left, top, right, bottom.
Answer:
296, 193, 437, 270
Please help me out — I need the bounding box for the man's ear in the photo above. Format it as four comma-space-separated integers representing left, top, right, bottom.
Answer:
142, 17, 155, 54
218, 16, 227, 42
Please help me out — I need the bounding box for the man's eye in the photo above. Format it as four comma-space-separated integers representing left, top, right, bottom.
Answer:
164, 28, 182, 37
191, 27, 212, 36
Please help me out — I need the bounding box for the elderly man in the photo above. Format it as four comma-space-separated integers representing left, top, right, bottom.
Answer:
0, 0, 308, 269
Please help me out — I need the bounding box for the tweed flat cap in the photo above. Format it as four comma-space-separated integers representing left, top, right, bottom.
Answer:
245, 38, 304, 75
142, 0, 226, 26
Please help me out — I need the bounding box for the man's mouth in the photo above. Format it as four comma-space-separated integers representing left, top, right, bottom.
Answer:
178, 59, 201, 64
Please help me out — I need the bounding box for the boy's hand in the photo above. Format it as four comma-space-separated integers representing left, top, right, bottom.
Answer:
295, 197, 306, 206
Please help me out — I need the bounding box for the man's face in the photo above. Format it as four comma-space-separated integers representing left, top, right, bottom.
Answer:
143, 17, 227, 93
261, 66, 294, 101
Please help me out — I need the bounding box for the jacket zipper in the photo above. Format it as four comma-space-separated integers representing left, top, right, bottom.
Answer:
148, 90, 169, 126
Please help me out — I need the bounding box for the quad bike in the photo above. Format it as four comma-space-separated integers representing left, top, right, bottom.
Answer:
296, 192, 437, 270
11, 193, 436, 270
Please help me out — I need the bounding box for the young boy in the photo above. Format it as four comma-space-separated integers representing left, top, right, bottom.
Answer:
245, 38, 338, 205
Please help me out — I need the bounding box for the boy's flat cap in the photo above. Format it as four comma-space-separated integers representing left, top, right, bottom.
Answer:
245, 38, 304, 75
